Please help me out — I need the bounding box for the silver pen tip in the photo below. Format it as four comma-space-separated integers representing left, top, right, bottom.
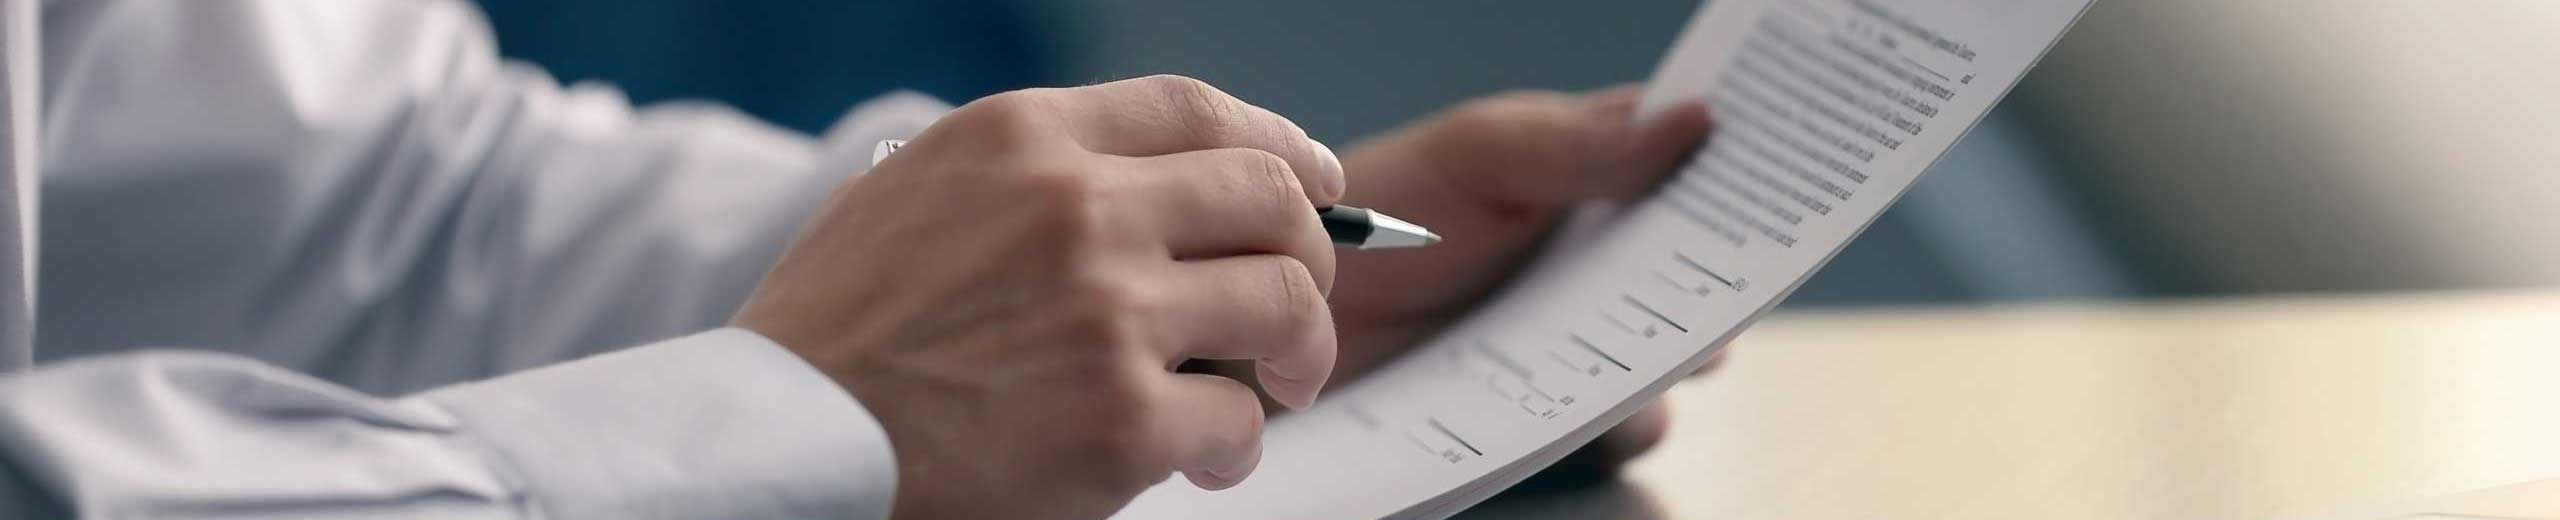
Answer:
1360, 211, 1440, 250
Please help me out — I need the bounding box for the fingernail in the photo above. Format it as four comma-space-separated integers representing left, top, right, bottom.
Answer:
1206, 434, 1264, 489
1587, 92, 1641, 125
1308, 139, 1347, 201
1189, 470, 1240, 491
1259, 364, 1321, 410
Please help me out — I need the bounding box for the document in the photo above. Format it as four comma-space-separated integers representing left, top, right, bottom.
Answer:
1116, 0, 2093, 517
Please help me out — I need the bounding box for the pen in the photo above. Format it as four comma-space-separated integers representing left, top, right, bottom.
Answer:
873, 139, 1442, 250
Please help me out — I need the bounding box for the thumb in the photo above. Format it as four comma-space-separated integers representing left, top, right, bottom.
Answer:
1581, 85, 1714, 201
1420, 85, 1713, 213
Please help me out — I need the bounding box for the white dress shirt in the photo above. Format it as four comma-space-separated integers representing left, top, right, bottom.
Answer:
0, 0, 948, 517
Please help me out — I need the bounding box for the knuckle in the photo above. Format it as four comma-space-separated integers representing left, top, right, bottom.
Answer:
1149, 75, 1248, 143
1444, 98, 1517, 137
1429, 91, 1565, 170
1024, 166, 1103, 205
1236, 149, 1305, 204
1481, 89, 1573, 112
1089, 373, 1156, 433
1444, 90, 1565, 136
1018, 169, 1114, 240
1145, 74, 1223, 108
949, 90, 1066, 150
959, 90, 1056, 130
1067, 276, 1160, 347
1270, 258, 1325, 339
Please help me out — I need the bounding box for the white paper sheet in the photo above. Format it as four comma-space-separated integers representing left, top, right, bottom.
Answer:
1116, 0, 2094, 517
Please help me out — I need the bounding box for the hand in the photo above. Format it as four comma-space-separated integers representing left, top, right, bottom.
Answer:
731, 75, 1344, 520
1329, 86, 1714, 468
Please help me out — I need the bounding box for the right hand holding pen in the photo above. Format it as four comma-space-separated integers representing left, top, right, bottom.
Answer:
730, 75, 1345, 520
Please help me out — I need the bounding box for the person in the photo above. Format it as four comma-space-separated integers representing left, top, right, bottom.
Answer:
0, 0, 1709, 518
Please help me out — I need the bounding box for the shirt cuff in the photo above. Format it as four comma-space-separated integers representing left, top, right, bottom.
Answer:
419, 328, 896, 520
815, 90, 953, 176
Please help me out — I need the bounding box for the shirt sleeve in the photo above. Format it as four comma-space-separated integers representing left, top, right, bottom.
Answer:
34, 0, 951, 393
19, 0, 940, 515
0, 327, 897, 519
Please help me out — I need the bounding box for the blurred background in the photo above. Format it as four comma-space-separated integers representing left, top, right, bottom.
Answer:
469, 0, 2560, 307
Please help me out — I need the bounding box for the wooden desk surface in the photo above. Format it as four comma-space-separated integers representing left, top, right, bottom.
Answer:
1469, 291, 2560, 520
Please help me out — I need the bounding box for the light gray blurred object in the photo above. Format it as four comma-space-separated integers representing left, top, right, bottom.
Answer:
2025, 0, 2560, 293
1904, 109, 2137, 300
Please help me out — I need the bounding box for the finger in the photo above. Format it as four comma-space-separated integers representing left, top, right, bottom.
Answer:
1614, 91, 1716, 198
1113, 149, 1337, 293
1608, 398, 1674, 458
1151, 373, 1268, 491
1582, 347, 1726, 475
1157, 254, 1337, 410
1048, 75, 1347, 206
1692, 343, 1730, 379
1590, 346, 1728, 468
1422, 86, 1713, 210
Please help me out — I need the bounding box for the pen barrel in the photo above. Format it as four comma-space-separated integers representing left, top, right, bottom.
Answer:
1317, 207, 1374, 246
